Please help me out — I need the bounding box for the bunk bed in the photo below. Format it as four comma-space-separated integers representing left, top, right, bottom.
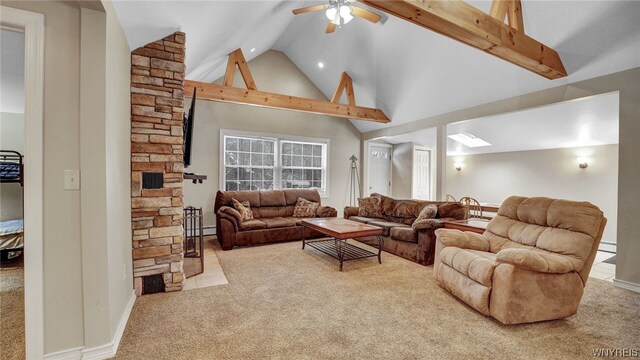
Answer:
0, 150, 24, 261
0, 150, 23, 186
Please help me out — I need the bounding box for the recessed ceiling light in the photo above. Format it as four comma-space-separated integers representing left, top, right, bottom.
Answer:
250, 48, 256, 53
318, 62, 324, 69
448, 133, 491, 148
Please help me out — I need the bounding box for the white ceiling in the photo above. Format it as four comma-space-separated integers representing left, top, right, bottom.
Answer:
0, 29, 25, 113
112, 0, 640, 133
380, 127, 438, 149
446, 91, 619, 155
374, 92, 619, 155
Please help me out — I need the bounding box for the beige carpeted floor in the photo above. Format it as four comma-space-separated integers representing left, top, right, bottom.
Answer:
0, 256, 26, 360
115, 241, 640, 360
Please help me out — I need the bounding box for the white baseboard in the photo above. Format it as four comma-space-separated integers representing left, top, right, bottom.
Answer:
613, 279, 640, 293
42, 347, 83, 360
44, 290, 136, 360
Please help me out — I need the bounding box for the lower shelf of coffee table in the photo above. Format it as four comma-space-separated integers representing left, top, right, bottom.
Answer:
304, 238, 378, 261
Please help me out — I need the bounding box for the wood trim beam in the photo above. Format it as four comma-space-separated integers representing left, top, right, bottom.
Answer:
222, 49, 257, 90
345, 76, 356, 106
359, 0, 566, 79
223, 51, 236, 87
185, 80, 390, 123
233, 49, 257, 90
489, 0, 509, 21
507, 0, 524, 32
331, 72, 356, 106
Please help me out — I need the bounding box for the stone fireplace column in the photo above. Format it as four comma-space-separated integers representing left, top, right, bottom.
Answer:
130, 32, 186, 295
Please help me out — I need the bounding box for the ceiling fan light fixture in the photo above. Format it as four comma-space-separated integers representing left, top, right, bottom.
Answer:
340, 6, 353, 24
325, 6, 338, 21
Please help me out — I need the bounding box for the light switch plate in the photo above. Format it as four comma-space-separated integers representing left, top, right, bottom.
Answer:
64, 170, 80, 190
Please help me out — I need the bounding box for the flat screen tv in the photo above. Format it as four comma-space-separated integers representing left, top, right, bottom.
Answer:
183, 89, 196, 168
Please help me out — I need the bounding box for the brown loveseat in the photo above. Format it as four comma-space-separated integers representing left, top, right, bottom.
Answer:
434, 196, 606, 324
344, 194, 465, 265
215, 189, 337, 250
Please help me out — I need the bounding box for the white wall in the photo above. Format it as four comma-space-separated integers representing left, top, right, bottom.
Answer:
4, 0, 133, 354
391, 142, 413, 198
0, 112, 24, 221
0, 29, 25, 113
5, 1, 86, 352
183, 50, 362, 227
103, 0, 133, 344
446, 144, 619, 245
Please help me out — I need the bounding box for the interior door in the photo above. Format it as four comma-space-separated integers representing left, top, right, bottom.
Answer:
413, 148, 431, 200
368, 145, 391, 196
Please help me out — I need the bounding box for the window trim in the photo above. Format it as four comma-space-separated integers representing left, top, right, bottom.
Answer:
219, 129, 330, 197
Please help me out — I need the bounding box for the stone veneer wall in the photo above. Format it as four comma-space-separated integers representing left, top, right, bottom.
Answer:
130, 32, 186, 295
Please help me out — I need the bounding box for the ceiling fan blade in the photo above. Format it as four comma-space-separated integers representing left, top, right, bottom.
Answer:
352, 6, 381, 23
292, 4, 326, 15
326, 22, 337, 34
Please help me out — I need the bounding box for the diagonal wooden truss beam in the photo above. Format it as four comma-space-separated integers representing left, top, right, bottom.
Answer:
331, 72, 356, 106
185, 50, 389, 123
490, 0, 524, 32
359, 0, 567, 79
223, 49, 257, 90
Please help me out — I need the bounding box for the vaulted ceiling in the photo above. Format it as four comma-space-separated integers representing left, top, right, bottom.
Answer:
112, 0, 640, 133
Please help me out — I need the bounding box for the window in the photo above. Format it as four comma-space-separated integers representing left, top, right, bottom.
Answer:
222, 132, 328, 195
223, 136, 276, 191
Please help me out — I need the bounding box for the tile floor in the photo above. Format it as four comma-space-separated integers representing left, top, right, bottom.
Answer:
589, 251, 616, 282
182, 236, 228, 291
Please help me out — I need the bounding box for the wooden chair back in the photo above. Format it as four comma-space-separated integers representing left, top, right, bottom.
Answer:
460, 196, 483, 220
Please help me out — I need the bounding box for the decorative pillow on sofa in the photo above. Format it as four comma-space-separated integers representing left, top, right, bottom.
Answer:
437, 202, 466, 219
232, 198, 254, 221
293, 197, 319, 218
415, 204, 438, 222
358, 195, 382, 218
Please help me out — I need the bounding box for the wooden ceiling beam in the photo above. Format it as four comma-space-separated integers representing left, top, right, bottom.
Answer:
222, 49, 257, 90
223, 51, 237, 87
331, 72, 356, 106
506, 0, 524, 32
489, 0, 509, 21
185, 80, 390, 123
359, 0, 566, 79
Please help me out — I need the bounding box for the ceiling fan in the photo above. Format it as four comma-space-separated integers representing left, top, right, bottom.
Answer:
292, 0, 381, 34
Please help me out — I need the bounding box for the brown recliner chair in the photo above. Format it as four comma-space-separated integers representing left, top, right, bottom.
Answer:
433, 196, 606, 324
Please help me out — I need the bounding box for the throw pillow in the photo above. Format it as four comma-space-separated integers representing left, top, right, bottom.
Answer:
358, 195, 382, 218
293, 197, 319, 218
232, 198, 254, 221
437, 202, 466, 220
415, 204, 438, 222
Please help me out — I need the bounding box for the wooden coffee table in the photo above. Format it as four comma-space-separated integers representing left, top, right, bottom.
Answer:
301, 218, 384, 271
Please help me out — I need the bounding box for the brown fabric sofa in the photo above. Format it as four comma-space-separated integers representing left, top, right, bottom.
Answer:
343, 194, 465, 265
215, 189, 337, 250
434, 196, 607, 324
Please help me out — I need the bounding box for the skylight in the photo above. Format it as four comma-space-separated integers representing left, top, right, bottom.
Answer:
447, 133, 491, 148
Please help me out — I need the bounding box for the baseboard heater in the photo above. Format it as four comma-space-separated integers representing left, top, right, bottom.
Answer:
190, 226, 215, 237
599, 241, 617, 253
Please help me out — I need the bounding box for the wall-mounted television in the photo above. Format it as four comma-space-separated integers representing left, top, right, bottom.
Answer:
183, 90, 196, 168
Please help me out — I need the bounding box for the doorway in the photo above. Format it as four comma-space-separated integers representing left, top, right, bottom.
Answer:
367, 143, 392, 196
412, 146, 431, 200
0, 26, 26, 359
1, 6, 45, 359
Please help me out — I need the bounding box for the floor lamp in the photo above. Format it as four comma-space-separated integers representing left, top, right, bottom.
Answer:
349, 155, 361, 206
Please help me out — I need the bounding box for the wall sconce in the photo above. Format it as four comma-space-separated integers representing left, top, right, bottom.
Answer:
454, 162, 463, 171
577, 157, 589, 169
